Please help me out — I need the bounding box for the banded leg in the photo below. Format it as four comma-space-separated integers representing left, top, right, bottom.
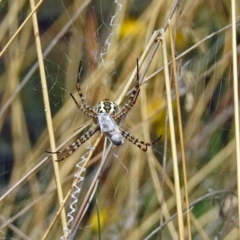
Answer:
70, 93, 97, 119
46, 126, 100, 162
121, 129, 161, 152
114, 59, 141, 121
70, 61, 97, 119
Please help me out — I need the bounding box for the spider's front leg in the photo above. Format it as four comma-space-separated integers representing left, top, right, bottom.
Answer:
120, 129, 161, 152
70, 61, 98, 119
114, 59, 141, 121
70, 93, 97, 119
46, 126, 99, 162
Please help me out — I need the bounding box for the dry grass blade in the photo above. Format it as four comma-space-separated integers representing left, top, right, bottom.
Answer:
0, 0, 43, 57
29, 0, 67, 231
169, 19, 191, 238
231, 0, 240, 235
160, 28, 184, 238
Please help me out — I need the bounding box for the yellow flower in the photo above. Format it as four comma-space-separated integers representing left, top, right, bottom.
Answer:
90, 208, 109, 232
118, 19, 144, 38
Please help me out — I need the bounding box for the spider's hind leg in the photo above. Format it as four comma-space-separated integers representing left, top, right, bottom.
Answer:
46, 126, 99, 162
120, 129, 161, 152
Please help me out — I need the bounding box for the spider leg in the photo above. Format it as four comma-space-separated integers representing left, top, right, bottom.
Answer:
120, 128, 161, 152
46, 126, 99, 162
70, 61, 97, 119
114, 59, 141, 121
70, 93, 97, 119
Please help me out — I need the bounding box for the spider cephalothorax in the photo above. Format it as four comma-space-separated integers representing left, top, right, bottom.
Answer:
47, 59, 161, 161
94, 99, 119, 115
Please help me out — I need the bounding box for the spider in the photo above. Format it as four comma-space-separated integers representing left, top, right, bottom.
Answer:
47, 59, 161, 162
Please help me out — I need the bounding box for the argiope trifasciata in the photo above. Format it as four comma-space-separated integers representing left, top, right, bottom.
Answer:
47, 59, 161, 161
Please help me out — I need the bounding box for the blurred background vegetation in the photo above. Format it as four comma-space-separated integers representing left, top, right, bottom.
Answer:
0, 0, 240, 239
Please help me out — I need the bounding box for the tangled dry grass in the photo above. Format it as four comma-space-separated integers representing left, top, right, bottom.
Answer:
0, 0, 240, 239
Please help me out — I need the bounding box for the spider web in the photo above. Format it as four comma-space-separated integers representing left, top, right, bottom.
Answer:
0, 0, 239, 239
